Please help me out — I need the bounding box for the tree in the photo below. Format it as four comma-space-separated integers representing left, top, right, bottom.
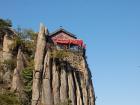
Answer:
0, 18, 12, 28
0, 18, 12, 46
10, 28, 37, 55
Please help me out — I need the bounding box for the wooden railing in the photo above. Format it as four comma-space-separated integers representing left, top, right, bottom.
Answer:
46, 43, 84, 54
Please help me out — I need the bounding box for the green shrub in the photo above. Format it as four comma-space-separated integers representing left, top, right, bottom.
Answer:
22, 66, 33, 95
3, 59, 16, 70
51, 50, 70, 59
21, 59, 33, 104
0, 18, 12, 28
0, 91, 20, 105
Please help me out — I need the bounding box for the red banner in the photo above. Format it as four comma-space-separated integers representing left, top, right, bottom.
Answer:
52, 38, 85, 48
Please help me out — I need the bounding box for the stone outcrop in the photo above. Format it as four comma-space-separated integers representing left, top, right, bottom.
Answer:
0, 51, 2, 61
41, 51, 53, 105
0, 24, 95, 105
32, 24, 95, 105
60, 64, 68, 103
11, 48, 24, 92
32, 23, 47, 105
1, 32, 14, 84
52, 59, 60, 105
10, 48, 30, 104
0, 29, 14, 88
2, 34, 14, 61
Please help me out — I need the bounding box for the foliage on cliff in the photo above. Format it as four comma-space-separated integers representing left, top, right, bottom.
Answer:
10, 28, 37, 55
22, 59, 34, 100
0, 91, 20, 105
0, 18, 12, 45
19, 29, 36, 105
0, 18, 12, 28
0, 18, 36, 105
0, 18, 95, 105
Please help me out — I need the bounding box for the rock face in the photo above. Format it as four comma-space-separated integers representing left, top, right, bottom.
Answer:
32, 23, 47, 105
2, 34, 14, 60
0, 32, 15, 84
0, 51, 2, 61
0, 51, 3, 82
11, 48, 24, 92
32, 24, 95, 105
0, 24, 95, 105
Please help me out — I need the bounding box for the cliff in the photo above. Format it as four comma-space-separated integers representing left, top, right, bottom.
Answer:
32, 24, 95, 105
0, 28, 16, 85
0, 24, 95, 105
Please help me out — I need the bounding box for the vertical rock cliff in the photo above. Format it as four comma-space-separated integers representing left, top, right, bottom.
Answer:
0, 24, 95, 105
32, 24, 95, 105
11, 48, 24, 92
32, 24, 47, 105
0, 27, 33, 105
0, 28, 15, 85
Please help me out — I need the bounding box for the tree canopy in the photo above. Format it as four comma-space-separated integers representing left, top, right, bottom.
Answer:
0, 18, 12, 28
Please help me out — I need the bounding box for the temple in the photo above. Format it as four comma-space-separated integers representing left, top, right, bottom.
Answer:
48, 28, 86, 52
43, 28, 87, 73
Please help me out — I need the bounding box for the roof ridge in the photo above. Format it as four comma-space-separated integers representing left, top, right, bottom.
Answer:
49, 28, 77, 39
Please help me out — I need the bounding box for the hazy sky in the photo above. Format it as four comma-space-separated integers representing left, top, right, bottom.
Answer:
0, 0, 140, 105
